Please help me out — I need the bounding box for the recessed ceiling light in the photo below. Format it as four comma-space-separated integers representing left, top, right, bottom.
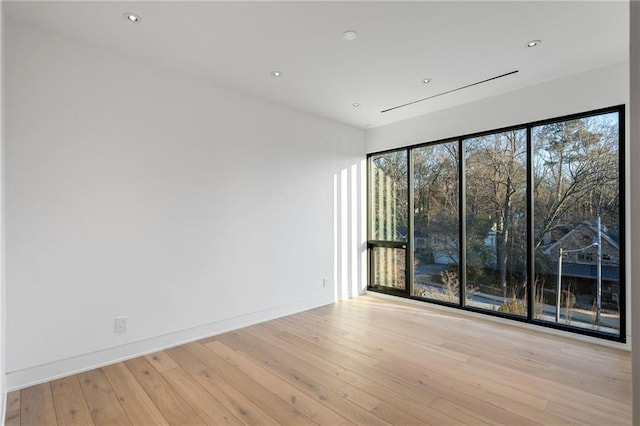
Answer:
422, 78, 432, 84
124, 13, 141, 23
526, 40, 541, 48
271, 71, 282, 77
352, 103, 360, 108
343, 30, 358, 41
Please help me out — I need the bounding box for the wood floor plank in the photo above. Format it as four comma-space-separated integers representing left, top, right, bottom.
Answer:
101, 363, 169, 426
215, 330, 392, 426
275, 316, 383, 368
429, 397, 501, 426
123, 356, 205, 426
50, 375, 95, 425
304, 304, 566, 425
367, 338, 552, 414
5, 295, 632, 426
77, 369, 132, 426
546, 399, 630, 426
270, 316, 558, 423
5, 390, 21, 426
204, 339, 352, 425
322, 296, 629, 423
146, 353, 244, 426
463, 355, 631, 423
374, 359, 544, 426
165, 345, 281, 425
242, 325, 384, 412
20, 383, 57, 426
145, 351, 180, 373
250, 322, 461, 425
298, 308, 474, 364
183, 341, 318, 425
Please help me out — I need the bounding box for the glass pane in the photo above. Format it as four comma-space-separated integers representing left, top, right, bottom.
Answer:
464, 129, 527, 316
371, 151, 408, 242
412, 142, 460, 303
372, 247, 406, 290
533, 112, 620, 334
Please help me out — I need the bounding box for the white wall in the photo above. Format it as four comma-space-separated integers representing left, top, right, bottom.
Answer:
630, 2, 639, 424
0, 0, 5, 419
366, 61, 631, 346
4, 22, 365, 389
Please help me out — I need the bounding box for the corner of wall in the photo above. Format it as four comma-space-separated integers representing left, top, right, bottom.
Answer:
0, 0, 7, 421
629, 2, 639, 424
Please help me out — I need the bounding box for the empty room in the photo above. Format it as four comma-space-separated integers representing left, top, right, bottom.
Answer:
1, 1, 639, 425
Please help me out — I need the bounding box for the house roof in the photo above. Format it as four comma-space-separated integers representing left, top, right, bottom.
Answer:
543, 221, 620, 255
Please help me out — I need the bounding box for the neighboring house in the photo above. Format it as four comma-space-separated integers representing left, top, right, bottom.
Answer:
415, 234, 460, 265
483, 224, 498, 268
541, 221, 620, 308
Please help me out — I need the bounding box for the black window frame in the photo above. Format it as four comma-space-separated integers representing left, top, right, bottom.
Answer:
367, 105, 626, 343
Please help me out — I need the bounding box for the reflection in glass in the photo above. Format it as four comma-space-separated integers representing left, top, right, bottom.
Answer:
533, 113, 620, 333
464, 129, 527, 316
412, 142, 460, 303
372, 247, 406, 290
371, 151, 408, 242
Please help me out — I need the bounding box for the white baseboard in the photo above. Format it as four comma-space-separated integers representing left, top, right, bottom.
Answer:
6, 295, 334, 391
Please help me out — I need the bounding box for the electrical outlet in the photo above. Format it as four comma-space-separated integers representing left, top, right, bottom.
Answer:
115, 316, 128, 333
323, 278, 328, 288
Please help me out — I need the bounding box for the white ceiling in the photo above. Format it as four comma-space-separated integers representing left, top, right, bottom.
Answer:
4, 1, 630, 129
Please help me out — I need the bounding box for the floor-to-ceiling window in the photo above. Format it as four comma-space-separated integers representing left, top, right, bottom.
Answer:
411, 141, 460, 303
369, 150, 408, 292
532, 111, 622, 334
464, 129, 528, 316
367, 106, 625, 341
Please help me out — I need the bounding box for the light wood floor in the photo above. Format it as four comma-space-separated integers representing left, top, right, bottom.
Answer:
5, 294, 631, 425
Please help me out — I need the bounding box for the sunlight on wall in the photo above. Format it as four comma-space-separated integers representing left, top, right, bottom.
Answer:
333, 174, 339, 302
350, 164, 359, 298
359, 159, 367, 298
340, 168, 349, 301
334, 160, 367, 302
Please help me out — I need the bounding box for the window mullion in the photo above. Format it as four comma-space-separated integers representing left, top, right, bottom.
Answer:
407, 148, 415, 297
459, 138, 467, 307
526, 126, 534, 320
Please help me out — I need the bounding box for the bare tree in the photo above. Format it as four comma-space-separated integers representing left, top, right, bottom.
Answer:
465, 130, 527, 295
533, 115, 619, 249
